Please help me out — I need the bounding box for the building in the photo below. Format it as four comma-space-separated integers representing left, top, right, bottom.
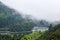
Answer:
32, 26, 48, 32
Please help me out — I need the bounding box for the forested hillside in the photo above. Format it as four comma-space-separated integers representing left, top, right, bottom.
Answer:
37, 24, 60, 40
21, 31, 43, 40
0, 2, 36, 32
0, 1, 60, 40
0, 2, 49, 32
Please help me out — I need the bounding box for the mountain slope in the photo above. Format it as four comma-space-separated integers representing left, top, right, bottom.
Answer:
0, 2, 36, 32
0, 2, 50, 32
37, 24, 60, 40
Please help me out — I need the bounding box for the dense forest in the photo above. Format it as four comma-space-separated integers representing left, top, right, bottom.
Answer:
0, 24, 60, 40
0, 2, 60, 40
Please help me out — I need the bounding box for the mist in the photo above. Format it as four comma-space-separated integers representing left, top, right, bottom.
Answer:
0, 0, 60, 22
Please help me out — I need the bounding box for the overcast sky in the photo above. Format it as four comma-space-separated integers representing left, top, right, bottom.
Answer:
0, 0, 60, 22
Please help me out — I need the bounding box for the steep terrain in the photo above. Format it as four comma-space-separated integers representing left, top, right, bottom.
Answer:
0, 2, 36, 32
0, 2, 49, 32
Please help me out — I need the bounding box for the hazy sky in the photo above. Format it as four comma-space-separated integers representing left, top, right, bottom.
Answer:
0, 0, 60, 22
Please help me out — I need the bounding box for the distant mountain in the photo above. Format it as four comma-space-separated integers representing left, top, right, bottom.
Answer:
51, 21, 60, 27
0, 2, 36, 32
0, 2, 50, 32
36, 20, 50, 27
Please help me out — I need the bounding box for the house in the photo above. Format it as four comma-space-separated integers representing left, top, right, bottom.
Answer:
32, 26, 48, 32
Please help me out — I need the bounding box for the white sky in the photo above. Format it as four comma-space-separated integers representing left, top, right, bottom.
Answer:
0, 0, 60, 22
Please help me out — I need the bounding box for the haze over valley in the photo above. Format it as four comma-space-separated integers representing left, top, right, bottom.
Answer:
0, 0, 60, 40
